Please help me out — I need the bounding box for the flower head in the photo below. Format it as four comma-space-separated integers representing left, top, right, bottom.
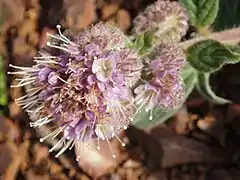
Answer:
134, 44, 186, 119
10, 23, 142, 158
133, 0, 189, 44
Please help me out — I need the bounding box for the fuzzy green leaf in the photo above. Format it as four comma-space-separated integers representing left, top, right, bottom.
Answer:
196, 72, 231, 104
187, 40, 240, 73
179, 0, 219, 28
133, 32, 155, 55
0, 56, 7, 107
132, 64, 197, 129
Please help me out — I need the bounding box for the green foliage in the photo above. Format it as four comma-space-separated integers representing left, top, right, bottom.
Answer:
196, 72, 231, 104
179, 0, 219, 28
0, 18, 3, 27
214, 0, 240, 30
132, 32, 155, 56
186, 40, 240, 73
0, 56, 8, 108
132, 64, 197, 129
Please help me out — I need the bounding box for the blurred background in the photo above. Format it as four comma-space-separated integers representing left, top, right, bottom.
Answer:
0, 0, 240, 179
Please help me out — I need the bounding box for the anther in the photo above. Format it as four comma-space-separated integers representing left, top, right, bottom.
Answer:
56, 24, 61, 29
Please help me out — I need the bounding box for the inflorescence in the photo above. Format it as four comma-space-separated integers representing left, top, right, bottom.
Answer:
9, 0, 188, 160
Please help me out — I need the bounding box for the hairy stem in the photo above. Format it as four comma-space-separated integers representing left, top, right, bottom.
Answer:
179, 27, 240, 49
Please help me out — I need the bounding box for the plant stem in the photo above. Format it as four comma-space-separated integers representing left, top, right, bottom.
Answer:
179, 27, 240, 49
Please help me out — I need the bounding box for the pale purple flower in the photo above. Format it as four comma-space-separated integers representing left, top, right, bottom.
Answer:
133, 0, 189, 43
135, 44, 186, 118
10, 23, 142, 158
38, 67, 52, 82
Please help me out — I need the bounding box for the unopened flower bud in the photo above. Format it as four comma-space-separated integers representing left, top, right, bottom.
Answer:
133, 0, 189, 44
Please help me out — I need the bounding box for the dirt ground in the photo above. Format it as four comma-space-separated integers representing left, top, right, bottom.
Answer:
1, 0, 240, 179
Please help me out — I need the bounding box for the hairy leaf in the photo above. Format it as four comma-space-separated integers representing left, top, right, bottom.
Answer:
187, 40, 240, 73
196, 72, 231, 104
180, 0, 219, 28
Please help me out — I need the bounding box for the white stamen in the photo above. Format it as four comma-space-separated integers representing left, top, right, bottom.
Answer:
55, 139, 74, 158
47, 33, 70, 45
9, 64, 36, 70
16, 95, 38, 103
34, 60, 59, 64
49, 137, 65, 152
57, 76, 74, 86
15, 76, 37, 82
26, 105, 44, 113
101, 128, 116, 158
56, 24, 76, 45
39, 128, 62, 142
149, 108, 154, 121
112, 132, 126, 147
11, 80, 35, 87
31, 117, 54, 127
34, 56, 57, 59
8, 71, 30, 75
22, 99, 38, 109
26, 87, 42, 93
97, 136, 100, 150
69, 139, 77, 150
16, 88, 41, 102
46, 42, 70, 53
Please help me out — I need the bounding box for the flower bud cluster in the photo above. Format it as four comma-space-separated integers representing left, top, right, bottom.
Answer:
133, 0, 189, 44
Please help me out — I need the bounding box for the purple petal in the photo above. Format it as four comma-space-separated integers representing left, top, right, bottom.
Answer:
84, 43, 101, 56
48, 72, 59, 85
67, 45, 80, 55
145, 83, 158, 92
38, 67, 52, 82
75, 55, 86, 61
84, 59, 93, 68
97, 82, 105, 91
87, 74, 97, 86
98, 105, 107, 113
112, 72, 124, 86
58, 55, 69, 67
38, 87, 53, 100
85, 111, 95, 121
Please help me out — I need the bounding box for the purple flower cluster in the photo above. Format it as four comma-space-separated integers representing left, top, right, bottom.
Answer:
134, 45, 186, 118
10, 23, 142, 158
133, 0, 189, 44
10, 8, 188, 158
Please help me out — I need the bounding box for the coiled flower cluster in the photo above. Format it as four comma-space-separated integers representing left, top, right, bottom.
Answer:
10, 23, 142, 158
133, 0, 189, 44
134, 45, 186, 120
